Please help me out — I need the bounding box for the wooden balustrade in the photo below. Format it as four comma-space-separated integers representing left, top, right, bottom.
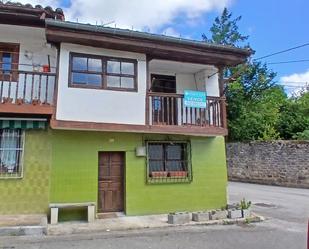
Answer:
0, 70, 56, 106
148, 92, 226, 129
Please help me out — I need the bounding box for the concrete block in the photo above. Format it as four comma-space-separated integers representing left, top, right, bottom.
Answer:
228, 209, 242, 219
242, 209, 251, 218
88, 205, 95, 222
50, 207, 58, 225
192, 212, 210, 222
209, 210, 227, 220
0, 226, 45, 236
168, 212, 191, 224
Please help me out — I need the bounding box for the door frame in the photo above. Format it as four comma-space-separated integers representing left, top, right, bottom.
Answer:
97, 151, 126, 214
150, 74, 178, 125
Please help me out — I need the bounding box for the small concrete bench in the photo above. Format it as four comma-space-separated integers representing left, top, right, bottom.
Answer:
49, 202, 96, 225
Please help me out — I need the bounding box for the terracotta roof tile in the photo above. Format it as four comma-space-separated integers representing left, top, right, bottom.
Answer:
0, 1, 65, 20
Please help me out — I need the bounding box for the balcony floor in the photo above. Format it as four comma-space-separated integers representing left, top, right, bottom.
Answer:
0, 102, 53, 115
50, 119, 228, 137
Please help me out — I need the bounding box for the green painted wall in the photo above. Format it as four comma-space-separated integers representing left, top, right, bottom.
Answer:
51, 131, 228, 216
0, 130, 51, 214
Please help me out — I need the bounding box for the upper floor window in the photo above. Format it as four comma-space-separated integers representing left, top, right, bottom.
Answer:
69, 53, 137, 91
0, 43, 20, 82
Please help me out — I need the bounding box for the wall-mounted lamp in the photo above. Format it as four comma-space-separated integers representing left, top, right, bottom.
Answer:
136, 146, 146, 157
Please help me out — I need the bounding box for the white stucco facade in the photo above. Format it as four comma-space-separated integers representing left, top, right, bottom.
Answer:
0, 24, 57, 70
0, 24, 57, 104
56, 43, 147, 125
55, 44, 220, 126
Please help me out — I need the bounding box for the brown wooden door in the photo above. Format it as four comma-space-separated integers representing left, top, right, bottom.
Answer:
98, 152, 125, 213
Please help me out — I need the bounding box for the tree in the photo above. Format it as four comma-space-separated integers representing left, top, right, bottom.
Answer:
277, 92, 309, 139
202, 8, 248, 47
204, 8, 288, 141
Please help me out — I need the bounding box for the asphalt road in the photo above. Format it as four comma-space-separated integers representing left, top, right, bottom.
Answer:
1, 182, 308, 249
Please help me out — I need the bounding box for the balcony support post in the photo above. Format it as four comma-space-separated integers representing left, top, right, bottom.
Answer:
145, 55, 152, 125
218, 66, 227, 129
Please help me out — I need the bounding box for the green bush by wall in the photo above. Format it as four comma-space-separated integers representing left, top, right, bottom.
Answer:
0, 130, 52, 214
51, 131, 227, 216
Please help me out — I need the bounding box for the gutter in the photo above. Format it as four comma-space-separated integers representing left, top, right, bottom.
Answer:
45, 19, 253, 57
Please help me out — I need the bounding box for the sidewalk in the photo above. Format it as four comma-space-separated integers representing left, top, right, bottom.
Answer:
0, 213, 264, 236
48, 213, 264, 236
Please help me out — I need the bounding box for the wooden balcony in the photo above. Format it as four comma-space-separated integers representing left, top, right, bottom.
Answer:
0, 70, 56, 115
147, 92, 227, 136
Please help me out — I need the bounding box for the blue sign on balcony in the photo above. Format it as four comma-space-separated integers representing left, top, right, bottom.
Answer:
184, 90, 207, 108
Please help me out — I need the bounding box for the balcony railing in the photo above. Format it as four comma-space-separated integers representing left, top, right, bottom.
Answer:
0, 68, 56, 111
147, 92, 227, 129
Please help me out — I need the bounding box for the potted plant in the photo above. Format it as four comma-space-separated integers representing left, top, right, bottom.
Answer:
32, 99, 41, 105
2, 97, 13, 103
16, 98, 24, 105
169, 171, 188, 178
240, 198, 252, 218
42, 64, 50, 73
150, 171, 168, 178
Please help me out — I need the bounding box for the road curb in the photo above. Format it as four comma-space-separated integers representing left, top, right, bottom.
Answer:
47, 214, 265, 236
0, 225, 46, 236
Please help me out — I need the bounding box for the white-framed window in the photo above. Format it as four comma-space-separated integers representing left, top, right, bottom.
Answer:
0, 129, 24, 178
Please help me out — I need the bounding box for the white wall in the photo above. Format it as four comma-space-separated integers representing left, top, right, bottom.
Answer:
151, 67, 219, 97
56, 43, 147, 125
0, 24, 57, 71
195, 68, 220, 97
0, 24, 57, 103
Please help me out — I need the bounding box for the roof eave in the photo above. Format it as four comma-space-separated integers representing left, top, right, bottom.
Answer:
45, 19, 252, 66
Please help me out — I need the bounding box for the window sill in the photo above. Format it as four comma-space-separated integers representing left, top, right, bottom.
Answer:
68, 84, 138, 92
0, 175, 23, 179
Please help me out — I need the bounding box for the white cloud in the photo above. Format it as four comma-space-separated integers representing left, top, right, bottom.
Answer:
13, 0, 62, 8
16, 0, 230, 31
280, 69, 309, 96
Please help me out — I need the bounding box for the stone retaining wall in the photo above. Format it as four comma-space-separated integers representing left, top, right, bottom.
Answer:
226, 141, 309, 188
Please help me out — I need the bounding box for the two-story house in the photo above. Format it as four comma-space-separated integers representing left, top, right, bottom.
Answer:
0, 3, 251, 221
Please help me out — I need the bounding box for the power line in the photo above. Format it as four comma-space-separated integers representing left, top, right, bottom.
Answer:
254, 43, 309, 61
267, 59, 309, 65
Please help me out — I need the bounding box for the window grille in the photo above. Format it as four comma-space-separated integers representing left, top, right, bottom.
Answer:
0, 129, 24, 178
146, 141, 192, 184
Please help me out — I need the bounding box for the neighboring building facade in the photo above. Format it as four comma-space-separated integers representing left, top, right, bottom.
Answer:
0, 3, 251, 219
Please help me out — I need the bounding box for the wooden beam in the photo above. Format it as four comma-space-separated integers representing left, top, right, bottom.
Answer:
46, 28, 247, 66
218, 67, 228, 130
50, 119, 228, 137
0, 103, 53, 115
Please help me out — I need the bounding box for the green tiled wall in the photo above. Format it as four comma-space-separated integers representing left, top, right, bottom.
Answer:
0, 130, 52, 214
51, 131, 228, 215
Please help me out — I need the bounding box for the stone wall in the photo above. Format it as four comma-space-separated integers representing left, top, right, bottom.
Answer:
226, 141, 309, 188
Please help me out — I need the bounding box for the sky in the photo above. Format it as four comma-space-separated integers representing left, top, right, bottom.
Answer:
17, 0, 309, 94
